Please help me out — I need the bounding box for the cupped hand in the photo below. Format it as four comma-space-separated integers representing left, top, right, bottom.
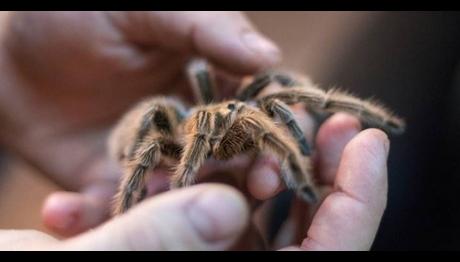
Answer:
0, 11, 389, 250
249, 113, 390, 251
0, 11, 280, 236
0, 113, 389, 251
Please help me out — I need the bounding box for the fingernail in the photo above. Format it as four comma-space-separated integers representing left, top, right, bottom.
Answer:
186, 187, 248, 242
241, 31, 281, 65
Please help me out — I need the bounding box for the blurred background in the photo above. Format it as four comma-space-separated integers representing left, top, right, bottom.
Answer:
1, 11, 460, 250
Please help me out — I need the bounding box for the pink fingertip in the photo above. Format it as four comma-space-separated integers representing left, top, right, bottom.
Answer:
248, 166, 283, 200
42, 193, 82, 235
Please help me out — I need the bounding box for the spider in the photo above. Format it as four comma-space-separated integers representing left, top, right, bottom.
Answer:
108, 58, 406, 216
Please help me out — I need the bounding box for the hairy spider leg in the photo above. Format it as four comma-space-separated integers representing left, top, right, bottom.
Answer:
112, 98, 185, 215
260, 87, 406, 135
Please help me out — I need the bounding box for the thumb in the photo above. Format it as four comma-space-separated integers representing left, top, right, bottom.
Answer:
58, 184, 249, 250
108, 11, 281, 74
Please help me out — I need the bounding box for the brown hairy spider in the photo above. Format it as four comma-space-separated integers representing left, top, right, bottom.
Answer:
108, 59, 406, 215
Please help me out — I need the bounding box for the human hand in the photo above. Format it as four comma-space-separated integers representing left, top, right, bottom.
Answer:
0, 11, 281, 236
0, 11, 389, 250
249, 113, 389, 251
0, 184, 250, 250
153, 111, 389, 251
0, 114, 389, 251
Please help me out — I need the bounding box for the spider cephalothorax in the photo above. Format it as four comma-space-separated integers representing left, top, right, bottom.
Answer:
109, 59, 406, 215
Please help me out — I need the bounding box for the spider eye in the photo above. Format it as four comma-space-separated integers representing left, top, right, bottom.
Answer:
227, 103, 236, 111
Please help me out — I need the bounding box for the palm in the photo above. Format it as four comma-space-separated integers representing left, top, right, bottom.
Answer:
1, 11, 280, 236
6, 12, 189, 129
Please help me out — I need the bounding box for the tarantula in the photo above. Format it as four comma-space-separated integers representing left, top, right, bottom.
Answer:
108, 59, 405, 215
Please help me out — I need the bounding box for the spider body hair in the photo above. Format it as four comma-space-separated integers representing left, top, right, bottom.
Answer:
109, 58, 405, 215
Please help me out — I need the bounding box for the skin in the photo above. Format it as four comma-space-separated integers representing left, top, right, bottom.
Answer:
0, 11, 389, 250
